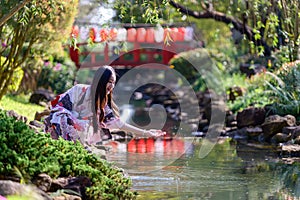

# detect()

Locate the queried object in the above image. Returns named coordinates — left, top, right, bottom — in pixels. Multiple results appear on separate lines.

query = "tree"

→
left=0, top=0, right=79, bottom=100
left=114, top=0, right=299, bottom=60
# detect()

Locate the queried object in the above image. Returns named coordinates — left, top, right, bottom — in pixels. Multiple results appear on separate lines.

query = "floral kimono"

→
left=44, top=84, right=123, bottom=144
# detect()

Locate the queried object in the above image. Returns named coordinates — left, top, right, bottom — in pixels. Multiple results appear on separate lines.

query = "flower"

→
left=53, top=63, right=62, bottom=71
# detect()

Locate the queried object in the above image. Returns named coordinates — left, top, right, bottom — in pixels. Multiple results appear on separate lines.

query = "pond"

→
left=105, top=137, right=300, bottom=200
left=99, top=71, right=300, bottom=200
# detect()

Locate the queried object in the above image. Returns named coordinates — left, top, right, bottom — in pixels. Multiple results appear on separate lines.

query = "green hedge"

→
left=0, top=110, right=136, bottom=199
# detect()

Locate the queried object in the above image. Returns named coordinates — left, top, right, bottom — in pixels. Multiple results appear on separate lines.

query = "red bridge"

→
left=69, top=23, right=200, bottom=69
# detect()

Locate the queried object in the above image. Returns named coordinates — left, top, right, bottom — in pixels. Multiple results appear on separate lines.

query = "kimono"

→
left=44, top=84, right=124, bottom=144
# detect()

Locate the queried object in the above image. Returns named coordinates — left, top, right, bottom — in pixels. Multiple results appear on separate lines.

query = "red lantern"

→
left=136, top=28, right=146, bottom=42
left=89, top=28, right=96, bottom=42
left=71, top=25, right=79, bottom=38
left=170, top=27, right=178, bottom=42
left=177, top=27, right=185, bottom=41
left=99, top=28, right=109, bottom=41
left=127, top=28, right=137, bottom=42
left=109, top=28, right=117, bottom=41
left=145, top=28, right=155, bottom=43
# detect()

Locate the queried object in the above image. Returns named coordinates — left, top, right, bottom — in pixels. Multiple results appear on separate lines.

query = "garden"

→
left=1, top=0, right=300, bottom=199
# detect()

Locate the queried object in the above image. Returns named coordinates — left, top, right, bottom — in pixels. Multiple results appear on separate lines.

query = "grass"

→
left=0, top=94, right=46, bottom=122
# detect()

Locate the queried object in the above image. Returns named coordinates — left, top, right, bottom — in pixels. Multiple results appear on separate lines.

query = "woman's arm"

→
left=105, top=118, right=166, bottom=138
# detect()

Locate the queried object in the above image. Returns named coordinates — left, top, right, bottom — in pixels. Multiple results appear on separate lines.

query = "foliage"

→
left=114, top=0, right=178, bottom=24
left=0, top=0, right=79, bottom=100
left=0, top=94, right=44, bottom=122
left=0, top=56, right=24, bottom=93
left=37, top=56, right=75, bottom=95
left=0, top=110, right=137, bottom=200
left=226, top=61, right=300, bottom=117
left=169, top=48, right=237, bottom=93
left=264, top=62, right=300, bottom=117
left=226, top=72, right=273, bottom=113
left=113, top=0, right=300, bottom=60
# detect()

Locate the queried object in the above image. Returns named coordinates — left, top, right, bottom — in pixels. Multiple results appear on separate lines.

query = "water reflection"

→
left=105, top=138, right=300, bottom=200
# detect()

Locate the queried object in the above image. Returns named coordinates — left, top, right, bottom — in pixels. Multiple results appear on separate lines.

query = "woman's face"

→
left=106, top=73, right=116, bottom=95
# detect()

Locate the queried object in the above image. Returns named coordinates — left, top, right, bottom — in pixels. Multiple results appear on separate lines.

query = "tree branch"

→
left=168, top=0, right=271, bottom=56
left=0, top=0, right=31, bottom=27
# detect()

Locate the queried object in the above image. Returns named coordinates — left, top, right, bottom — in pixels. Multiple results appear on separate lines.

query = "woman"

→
left=44, top=66, right=165, bottom=145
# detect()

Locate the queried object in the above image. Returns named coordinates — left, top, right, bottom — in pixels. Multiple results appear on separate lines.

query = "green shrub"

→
left=37, top=56, right=75, bottom=95
left=265, top=62, right=300, bottom=117
left=169, top=48, right=230, bottom=92
left=0, top=110, right=136, bottom=200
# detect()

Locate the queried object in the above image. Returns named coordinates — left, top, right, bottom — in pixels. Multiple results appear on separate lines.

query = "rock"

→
left=246, top=126, right=263, bottom=138
left=261, top=115, right=289, bottom=140
left=225, top=113, right=236, bottom=127
left=6, top=110, right=27, bottom=123
left=284, top=114, right=296, bottom=126
left=261, top=115, right=296, bottom=140
left=53, top=194, right=81, bottom=200
left=292, top=126, right=300, bottom=138
left=294, top=136, right=300, bottom=144
left=0, top=180, right=51, bottom=200
left=50, top=176, right=91, bottom=199
left=29, top=89, right=54, bottom=105
left=282, top=126, right=297, bottom=135
left=236, top=107, right=265, bottom=128
left=32, top=173, right=52, bottom=192
left=271, top=133, right=292, bottom=144
left=29, top=120, right=45, bottom=129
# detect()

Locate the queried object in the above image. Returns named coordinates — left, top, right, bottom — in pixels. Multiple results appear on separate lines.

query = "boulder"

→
left=261, top=115, right=295, bottom=140
left=236, top=107, right=265, bottom=128
left=0, top=180, right=51, bottom=200
left=29, top=89, right=54, bottom=105
left=50, top=176, right=91, bottom=199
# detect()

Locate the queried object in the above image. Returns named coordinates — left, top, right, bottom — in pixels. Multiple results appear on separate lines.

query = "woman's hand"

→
left=145, top=129, right=166, bottom=137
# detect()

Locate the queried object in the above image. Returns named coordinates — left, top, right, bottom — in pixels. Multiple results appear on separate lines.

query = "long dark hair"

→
left=90, top=66, right=119, bottom=132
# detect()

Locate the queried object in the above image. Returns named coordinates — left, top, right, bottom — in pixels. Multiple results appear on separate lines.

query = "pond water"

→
left=100, top=73, right=300, bottom=200
left=105, top=137, right=300, bottom=200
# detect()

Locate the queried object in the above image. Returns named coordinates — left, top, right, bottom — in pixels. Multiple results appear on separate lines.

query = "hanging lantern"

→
left=89, top=27, right=96, bottom=42
left=109, top=28, right=118, bottom=41
left=99, top=28, right=109, bottom=42
left=154, top=26, right=164, bottom=43
left=79, top=26, right=89, bottom=42
left=170, top=27, right=178, bottom=42
left=71, top=25, right=79, bottom=39
left=184, top=26, right=194, bottom=41
left=127, top=28, right=137, bottom=42
left=116, top=28, right=127, bottom=41
left=136, top=28, right=146, bottom=42
left=145, top=28, right=155, bottom=43
left=177, top=27, right=186, bottom=41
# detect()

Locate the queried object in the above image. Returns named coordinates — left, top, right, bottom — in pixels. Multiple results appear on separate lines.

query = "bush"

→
left=37, top=57, right=75, bottom=95
left=0, top=110, right=136, bottom=200
left=265, top=61, right=300, bottom=118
